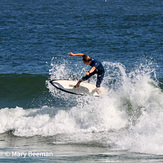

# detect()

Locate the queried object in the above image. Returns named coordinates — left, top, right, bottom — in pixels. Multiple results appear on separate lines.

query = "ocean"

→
left=0, top=0, right=163, bottom=162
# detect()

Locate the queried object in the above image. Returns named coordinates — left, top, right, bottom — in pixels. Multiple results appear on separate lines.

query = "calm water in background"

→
left=0, top=0, right=163, bottom=162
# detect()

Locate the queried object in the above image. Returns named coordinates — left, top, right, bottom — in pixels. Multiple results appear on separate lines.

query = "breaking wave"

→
left=0, top=59, right=163, bottom=155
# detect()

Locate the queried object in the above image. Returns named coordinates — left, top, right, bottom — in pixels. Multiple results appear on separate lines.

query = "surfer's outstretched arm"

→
left=68, top=52, right=84, bottom=57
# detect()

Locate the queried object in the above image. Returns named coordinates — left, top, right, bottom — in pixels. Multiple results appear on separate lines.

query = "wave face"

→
left=0, top=74, right=48, bottom=108
left=0, top=60, right=163, bottom=155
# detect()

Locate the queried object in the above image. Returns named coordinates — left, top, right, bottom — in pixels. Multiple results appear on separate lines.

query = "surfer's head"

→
left=83, top=55, right=92, bottom=65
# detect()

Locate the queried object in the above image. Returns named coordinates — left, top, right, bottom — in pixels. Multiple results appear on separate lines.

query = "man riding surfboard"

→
left=68, top=52, right=105, bottom=94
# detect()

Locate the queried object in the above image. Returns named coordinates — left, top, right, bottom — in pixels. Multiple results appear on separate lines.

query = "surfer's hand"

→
left=85, top=72, right=90, bottom=75
left=76, top=82, right=80, bottom=88
left=76, top=79, right=82, bottom=88
left=68, top=52, right=73, bottom=56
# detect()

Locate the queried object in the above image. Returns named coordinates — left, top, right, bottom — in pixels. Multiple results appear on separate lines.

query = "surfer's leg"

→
left=96, top=73, right=104, bottom=88
left=96, top=73, right=104, bottom=94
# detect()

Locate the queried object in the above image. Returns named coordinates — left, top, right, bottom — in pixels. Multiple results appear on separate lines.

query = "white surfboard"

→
left=49, top=80, right=104, bottom=96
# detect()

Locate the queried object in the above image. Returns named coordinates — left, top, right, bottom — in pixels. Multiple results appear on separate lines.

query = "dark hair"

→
left=83, top=55, right=92, bottom=62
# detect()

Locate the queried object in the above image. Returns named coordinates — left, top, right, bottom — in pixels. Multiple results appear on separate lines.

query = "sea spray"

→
left=47, top=59, right=163, bottom=154
left=110, top=62, right=163, bottom=155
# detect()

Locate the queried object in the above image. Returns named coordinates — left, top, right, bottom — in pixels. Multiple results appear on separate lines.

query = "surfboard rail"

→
left=49, top=79, right=103, bottom=96
left=49, top=80, right=85, bottom=96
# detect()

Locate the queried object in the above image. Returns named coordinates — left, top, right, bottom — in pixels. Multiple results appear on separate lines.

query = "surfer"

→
left=68, top=52, right=105, bottom=94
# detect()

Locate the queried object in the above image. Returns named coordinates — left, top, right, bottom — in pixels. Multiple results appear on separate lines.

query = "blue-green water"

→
left=0, top=0, right=163, bottom=162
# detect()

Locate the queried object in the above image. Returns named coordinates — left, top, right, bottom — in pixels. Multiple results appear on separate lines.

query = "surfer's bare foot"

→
left=96, top=88, right=102, bottom=94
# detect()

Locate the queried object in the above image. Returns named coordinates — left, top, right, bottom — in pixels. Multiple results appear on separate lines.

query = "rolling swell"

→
left=0, top=74, right=49, bottom=108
